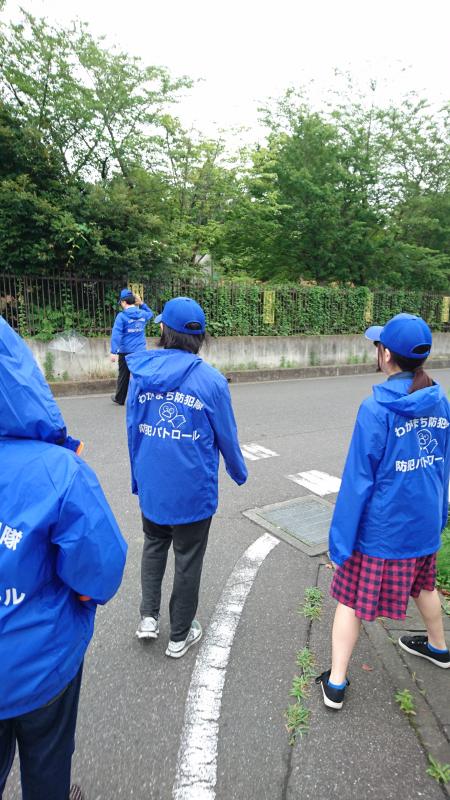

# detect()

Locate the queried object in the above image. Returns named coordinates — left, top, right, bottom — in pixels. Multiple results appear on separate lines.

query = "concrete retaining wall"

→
left=26, top=333, right=450, bottom=382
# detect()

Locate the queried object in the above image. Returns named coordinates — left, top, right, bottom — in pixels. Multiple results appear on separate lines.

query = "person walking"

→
left=0, top=317, right=127, bottom=799
left=126, top=297, right=248, bottom=657
left=111, top=289, right=154, bottom=405
left=317, top=313, right=450, bottom=710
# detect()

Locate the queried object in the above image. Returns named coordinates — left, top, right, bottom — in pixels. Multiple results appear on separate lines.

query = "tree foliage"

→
left=0, top=10, right=450, bottom=290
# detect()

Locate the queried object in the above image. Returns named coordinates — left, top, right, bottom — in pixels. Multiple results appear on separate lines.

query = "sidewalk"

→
left=286, top=560, right=450, bottom=800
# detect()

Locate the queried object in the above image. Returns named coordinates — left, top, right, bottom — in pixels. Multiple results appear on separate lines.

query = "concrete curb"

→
left=48, top=357, right=450, bottom=396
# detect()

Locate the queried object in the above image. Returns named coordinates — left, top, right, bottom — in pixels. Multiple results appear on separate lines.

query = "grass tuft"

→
left=426, top=755, right=450, bottom=784
left=299, top=587, right=324, bottom=620
left=395, top=688, right=416, bottom=716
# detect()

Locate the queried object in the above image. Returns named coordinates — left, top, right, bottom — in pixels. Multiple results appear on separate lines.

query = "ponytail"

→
left=408, top=365, right=434, bottom=394
left=389, top=350, right=433, bottom=394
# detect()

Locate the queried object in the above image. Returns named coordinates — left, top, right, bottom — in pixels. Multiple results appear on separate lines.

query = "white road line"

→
left=287, top=469, right=341, bottom=496
left=241, top=443, right=279, bottom=461
left=172, top=533, right=279, bottom=800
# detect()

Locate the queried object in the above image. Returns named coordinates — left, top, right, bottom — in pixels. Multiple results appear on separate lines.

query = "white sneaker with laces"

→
left=165, top=619, right=202, bottom=658
left=136, top=616, right=159, bottom=639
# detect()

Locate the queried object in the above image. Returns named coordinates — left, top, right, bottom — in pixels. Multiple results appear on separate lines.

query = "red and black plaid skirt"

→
left=330, top=550, right=437, bottom=621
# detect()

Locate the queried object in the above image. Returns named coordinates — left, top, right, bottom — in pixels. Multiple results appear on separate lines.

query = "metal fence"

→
left=1, top=273, right=448, bottom=338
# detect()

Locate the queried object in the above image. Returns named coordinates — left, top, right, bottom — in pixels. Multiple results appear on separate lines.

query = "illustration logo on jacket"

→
left=157, top=402, right=186, bottom=429
left=417, top=429, right=438, bottom=455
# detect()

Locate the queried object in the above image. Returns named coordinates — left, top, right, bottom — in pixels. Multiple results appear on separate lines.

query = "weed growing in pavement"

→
left=43, top=351, right=55, bottom=382
left=395, top=688, right=416, bottom=716
left=299, top=587, right=324, bottom=621
left=285, top=703, right=310, bottom=744
left=296, top=646, right=316, bottom=677
left=290, top=674, right=310, bottom=701
left=426, top=756, right=450, bottom=784
left=285, top=647, right=316, bottom=746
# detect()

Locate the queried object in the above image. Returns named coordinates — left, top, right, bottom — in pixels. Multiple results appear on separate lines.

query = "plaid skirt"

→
left=330, top=550, right=437, bottom=621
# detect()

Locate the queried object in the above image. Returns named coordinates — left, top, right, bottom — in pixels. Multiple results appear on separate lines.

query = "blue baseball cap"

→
left=119, top=288, right=135, bottom=302
left=154, top=297, right=206, bottom=335
left=365, top=313, right=432, bottom=360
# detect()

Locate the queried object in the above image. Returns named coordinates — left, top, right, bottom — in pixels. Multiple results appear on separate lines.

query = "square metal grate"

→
left=243, top=495, right=334, bottom=556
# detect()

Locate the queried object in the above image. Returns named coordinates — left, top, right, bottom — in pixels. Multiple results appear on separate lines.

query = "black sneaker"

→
left=111, top=396, right=124, bottom=406
left=315, top=669, right=350, bottom=710
left=398, top=635, right=450, bottom=668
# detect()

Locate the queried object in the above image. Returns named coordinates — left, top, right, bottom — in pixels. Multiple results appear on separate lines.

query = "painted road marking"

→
left=287, top=469, right=341, bottom=496
left=172, top=533, right=279, bottom=800
left=241, top=443, right=279, bottom=461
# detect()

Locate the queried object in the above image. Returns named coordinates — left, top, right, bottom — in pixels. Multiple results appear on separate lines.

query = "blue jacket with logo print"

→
left=329, top=375, right=450, bottom=566
left=126, top=348, right=248, bottom=524
left=0, top=317, right=127, bottom=719
left=110, top=303, right=153, bottom=354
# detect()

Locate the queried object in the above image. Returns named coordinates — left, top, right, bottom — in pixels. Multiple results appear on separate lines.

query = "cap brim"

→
left=364, top=325, right=383, bottom=342
left=154, top=313, right=162, bottom=324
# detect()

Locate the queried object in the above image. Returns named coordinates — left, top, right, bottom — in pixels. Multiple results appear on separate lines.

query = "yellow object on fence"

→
left=130, top=283, right=144, bottom=302
left=364, top=293, right=374, bottom=324
left=441, top=296, right=450, bottom=323
left=263, top=290, right=275, bottom=325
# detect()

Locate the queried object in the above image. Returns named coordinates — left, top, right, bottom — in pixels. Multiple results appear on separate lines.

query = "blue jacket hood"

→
left=126, top=349, right=203, bottom=393
left=373, top=379, right=445, bottom=419
left=123, top=306, right=149, bottom=321
left=0, top=316, right=67, bottom=443
left=110, top=303, right=153, bottom=354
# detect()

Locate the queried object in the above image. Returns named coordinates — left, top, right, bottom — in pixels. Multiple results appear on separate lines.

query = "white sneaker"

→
left=136, top=616, right=159, bottom=639
left=165, top=620, right=202, bottom=658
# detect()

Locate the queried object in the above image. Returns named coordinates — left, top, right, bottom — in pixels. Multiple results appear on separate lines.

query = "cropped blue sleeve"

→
left=208, top=379, right=248, bottom=486
left=110, top=313, right=125, bottom=354
left=329, top=402, right=387, bottom=566
left=51, top=461, right=127, bottom=603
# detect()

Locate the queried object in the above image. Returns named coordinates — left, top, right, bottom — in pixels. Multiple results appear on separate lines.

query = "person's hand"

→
left=134, top=294, right=142, bottom=305
left=111, top=354, right=117, bottom=363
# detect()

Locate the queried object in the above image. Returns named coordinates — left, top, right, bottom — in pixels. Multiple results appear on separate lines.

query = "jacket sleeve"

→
left=126, top=376, right=139, bottom=495
left=139, top=303, right=154, bottom=322
left=329, top=402, right=387, bottom=566
left=51, top=461, right=127, bottom=603
left=110, top=313, right=124, bottom=354
left=208, top=379, right=248, bottom=485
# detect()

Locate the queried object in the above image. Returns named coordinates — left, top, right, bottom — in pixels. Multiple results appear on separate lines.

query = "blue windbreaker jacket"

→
left=110, top=304, right=153, bottom=354
left=126, top=349, right=248, bottom=524
left=329, top=375, right=450, bottom=566
left=0, top=317, right=127, bottom=719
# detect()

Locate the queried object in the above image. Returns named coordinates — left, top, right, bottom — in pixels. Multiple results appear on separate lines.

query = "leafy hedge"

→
left=2, top=274, right=449, bottom=338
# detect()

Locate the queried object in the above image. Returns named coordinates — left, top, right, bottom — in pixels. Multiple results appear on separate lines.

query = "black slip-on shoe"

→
left=398, top=635, right=450, bottom=668
left=315, top=669, right=350, bottom=710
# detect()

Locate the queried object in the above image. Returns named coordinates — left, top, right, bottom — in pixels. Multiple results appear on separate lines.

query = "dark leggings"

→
left=140, top=515, right=212, bottom=640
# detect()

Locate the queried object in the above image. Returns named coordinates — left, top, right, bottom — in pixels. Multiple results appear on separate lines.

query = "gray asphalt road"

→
left=5, top=369, right=450, bottom=800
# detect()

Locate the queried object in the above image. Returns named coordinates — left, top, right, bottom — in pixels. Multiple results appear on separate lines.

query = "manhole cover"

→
left=243, top=495, right=334, bottom=556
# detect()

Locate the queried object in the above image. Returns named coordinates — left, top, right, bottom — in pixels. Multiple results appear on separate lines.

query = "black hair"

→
left=122, top=293, right=135, bottom=305
left=158, top=323, right=205, bottom=355
left=376, top=343, right=433, bottom=393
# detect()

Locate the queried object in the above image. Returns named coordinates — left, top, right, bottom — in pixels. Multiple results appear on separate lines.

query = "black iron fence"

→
left=1, top=273, right=449, bottom=339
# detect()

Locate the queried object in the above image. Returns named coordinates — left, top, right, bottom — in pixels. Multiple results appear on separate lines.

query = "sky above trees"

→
left=3, top=0, right=450, bottom=146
